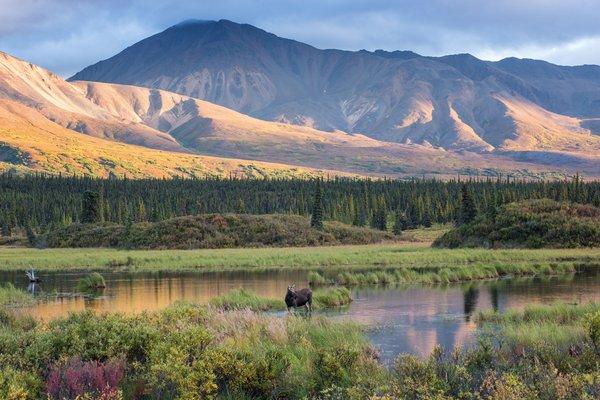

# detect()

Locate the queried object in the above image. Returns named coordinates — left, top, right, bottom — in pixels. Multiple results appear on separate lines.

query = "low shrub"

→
left=45, top=214, right=394, bottom=249
left=435, top=199, right=600, bottom=248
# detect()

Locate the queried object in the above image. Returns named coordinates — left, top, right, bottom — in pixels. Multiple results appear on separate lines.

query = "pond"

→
left=2, top=268, right=600, bottom=363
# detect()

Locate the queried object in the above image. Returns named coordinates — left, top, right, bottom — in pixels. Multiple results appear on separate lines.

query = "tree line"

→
left=0, top=174, right=596, bottom=236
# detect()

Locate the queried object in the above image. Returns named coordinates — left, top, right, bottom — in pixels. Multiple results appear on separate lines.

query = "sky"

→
left=2, top=0, right=600, bottom=77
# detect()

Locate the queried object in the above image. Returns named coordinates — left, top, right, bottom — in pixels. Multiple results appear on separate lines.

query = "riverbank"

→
left=1, top=244, right=598, bottom=275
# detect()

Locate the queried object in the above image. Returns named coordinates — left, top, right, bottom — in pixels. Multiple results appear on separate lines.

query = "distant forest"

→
left=0, top=174, right=597, bottom=234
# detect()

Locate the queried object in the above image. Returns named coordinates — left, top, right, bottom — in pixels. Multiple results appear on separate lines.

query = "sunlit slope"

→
left=0, top=99, right=341, bottom=178
left=0, top=51, right=184, bottom=151
left=73, top=81, right=586, bottom=178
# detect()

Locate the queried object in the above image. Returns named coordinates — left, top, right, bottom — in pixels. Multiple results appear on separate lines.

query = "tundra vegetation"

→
left=435, top=199, right=600, bottom=248
left=0, top=301, right=599, bottom=399
left=43, top=214, right=393, bottom=249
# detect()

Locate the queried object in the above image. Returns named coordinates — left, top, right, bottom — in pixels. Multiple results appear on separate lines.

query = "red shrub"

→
left=46, top=357, right=124, bottom=400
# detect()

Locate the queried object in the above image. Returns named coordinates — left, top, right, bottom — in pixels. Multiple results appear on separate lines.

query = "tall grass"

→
left=75, top=272, right=106, bottom=292
left=0, top=283, right=34, bottom=307
left=209, top=288, right=284, bottom=311
left=476, top=302, right=600, bottom=368
left=309, top=261, right=578, bottom=287
left=0, top=245, right=597, bottom=273
left=209, top=287, right=353, bottom=311
left=313, top=287, right=353, bottom=308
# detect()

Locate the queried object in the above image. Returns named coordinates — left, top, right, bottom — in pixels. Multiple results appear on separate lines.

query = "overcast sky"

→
left=2, top=0, right=600, bottom=77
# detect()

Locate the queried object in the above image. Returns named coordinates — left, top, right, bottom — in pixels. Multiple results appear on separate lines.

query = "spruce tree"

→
left=311, top=179, right=324, bottom=230
left=393, top=211, right=407, bottom=235
left=458, top=184, right=477, bottom=225
left=81, top=190, right=102, bottom=223
left=421, top=209, right=432, bottom=228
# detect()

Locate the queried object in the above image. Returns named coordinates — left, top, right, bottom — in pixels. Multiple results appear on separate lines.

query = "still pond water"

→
left=2, top=269, right=600, bottom=363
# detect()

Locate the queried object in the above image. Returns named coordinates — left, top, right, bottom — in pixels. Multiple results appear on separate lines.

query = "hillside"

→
left=434, top=199, right=600, bottom=248
left=70, top=19, right=600, bottom=162
left=0, top=98, right=345, bottom=179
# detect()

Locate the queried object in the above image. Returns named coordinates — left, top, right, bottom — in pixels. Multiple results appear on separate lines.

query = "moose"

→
left=285, top=284, right=312, bottom=313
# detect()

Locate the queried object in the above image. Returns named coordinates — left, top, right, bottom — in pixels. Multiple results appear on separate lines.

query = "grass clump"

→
left=435, top=199, right=600, bottom=249
left=477, top=302, right=600, bottom=368
left=209, top=288, right=284, bottom=311
left=75, top=272, right=106, bottom=291
left=0, top=283, right=33, bottom=307
left=313, top=287, right=353, bottom=308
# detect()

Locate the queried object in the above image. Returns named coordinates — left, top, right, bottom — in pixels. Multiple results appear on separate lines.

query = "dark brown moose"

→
left=285, top=284, right=312, bottom=313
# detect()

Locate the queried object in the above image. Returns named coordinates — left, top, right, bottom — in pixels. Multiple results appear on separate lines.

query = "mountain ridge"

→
left=69, top=19, right=600, bottom=158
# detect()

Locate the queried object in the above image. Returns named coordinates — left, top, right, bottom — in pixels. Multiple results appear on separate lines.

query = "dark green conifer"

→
left=311, top=179, right=324, bottom=230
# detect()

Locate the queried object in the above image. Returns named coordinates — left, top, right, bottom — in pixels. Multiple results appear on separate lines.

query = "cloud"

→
left=2, top=0, right=600, bottom=76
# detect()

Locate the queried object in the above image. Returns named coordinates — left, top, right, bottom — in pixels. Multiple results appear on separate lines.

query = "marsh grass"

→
left=75, top=272, right=106, bottom=292
left=0, top=245, right=597, bottom=274
left=0, top=283, right=33, bottom=307
left=476, top=302, right=600, bottom=367
left=209, top=288, right=284, bottom=311
left=312, top=287, right=353, bottom=308
left=209, top=287, right=353, bottom=311
left=309, top=260, right=579, bottom=287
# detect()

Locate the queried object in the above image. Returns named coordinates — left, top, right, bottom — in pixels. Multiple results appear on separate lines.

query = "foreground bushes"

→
left=46, top=214, right=394, bottom=249
left=435, top=199, right=600, bottom=248
left=0, top=303, right=380, bottom=399
left=1, top=301, right=598, bottom=399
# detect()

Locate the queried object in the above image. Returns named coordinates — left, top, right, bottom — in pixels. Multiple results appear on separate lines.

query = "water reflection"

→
left=1, top=269, right=599, bottom=362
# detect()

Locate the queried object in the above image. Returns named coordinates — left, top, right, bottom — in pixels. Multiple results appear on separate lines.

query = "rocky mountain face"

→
left=70, top=19, right=600, bottom=157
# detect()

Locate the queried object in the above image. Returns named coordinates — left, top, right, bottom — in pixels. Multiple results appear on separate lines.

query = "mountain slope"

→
left=72, top=80, right=597, bottom=178
left=0, top=51, right=184, bottom=152
left=0, top=98, right=349, bottom=179
left=70, top=19, right=600, bottom=156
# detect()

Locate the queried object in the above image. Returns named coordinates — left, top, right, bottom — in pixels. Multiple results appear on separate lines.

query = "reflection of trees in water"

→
left=463, top=285, right=479, bottom=322
left=490, top=286, right=499, bottom=311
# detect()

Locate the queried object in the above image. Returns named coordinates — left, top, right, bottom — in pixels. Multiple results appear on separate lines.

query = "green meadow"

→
left=1, top=244, right=598, bottom=277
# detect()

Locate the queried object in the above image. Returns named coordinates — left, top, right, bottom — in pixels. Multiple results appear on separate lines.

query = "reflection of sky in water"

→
left=2, top=269, right=599, bottom=362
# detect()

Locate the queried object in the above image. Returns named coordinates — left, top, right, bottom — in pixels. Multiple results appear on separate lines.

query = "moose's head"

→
left=287, top=283, right=296, bottom=294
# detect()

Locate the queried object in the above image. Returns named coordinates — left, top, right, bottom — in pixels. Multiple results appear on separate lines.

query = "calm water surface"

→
left=2, top=269, right=599, bottom=363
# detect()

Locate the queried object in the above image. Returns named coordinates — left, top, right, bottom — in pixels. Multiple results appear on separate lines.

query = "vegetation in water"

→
left=209, top=287, right=352, bottom=311
left=0, top=283, right=33, bottom=307
left=308, top=260, right=580, bottom=287
left=435, top=199, right=600, bottom=249
left=75, top=272, right=106, bottom=291
left=0, top=301, right=599, bottom=399
left=476, top=302, right=600, bottom=370
left=44, top=214, right=394, bottom=249
left=209, top=289, right=284, bottom=311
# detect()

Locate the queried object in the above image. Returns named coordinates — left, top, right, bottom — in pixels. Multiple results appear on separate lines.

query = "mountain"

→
left=0, top=51, right=354, bottom=179
left=0, top=51, right=597, bottom=179
left=70, top=19, right=600, bottom=160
